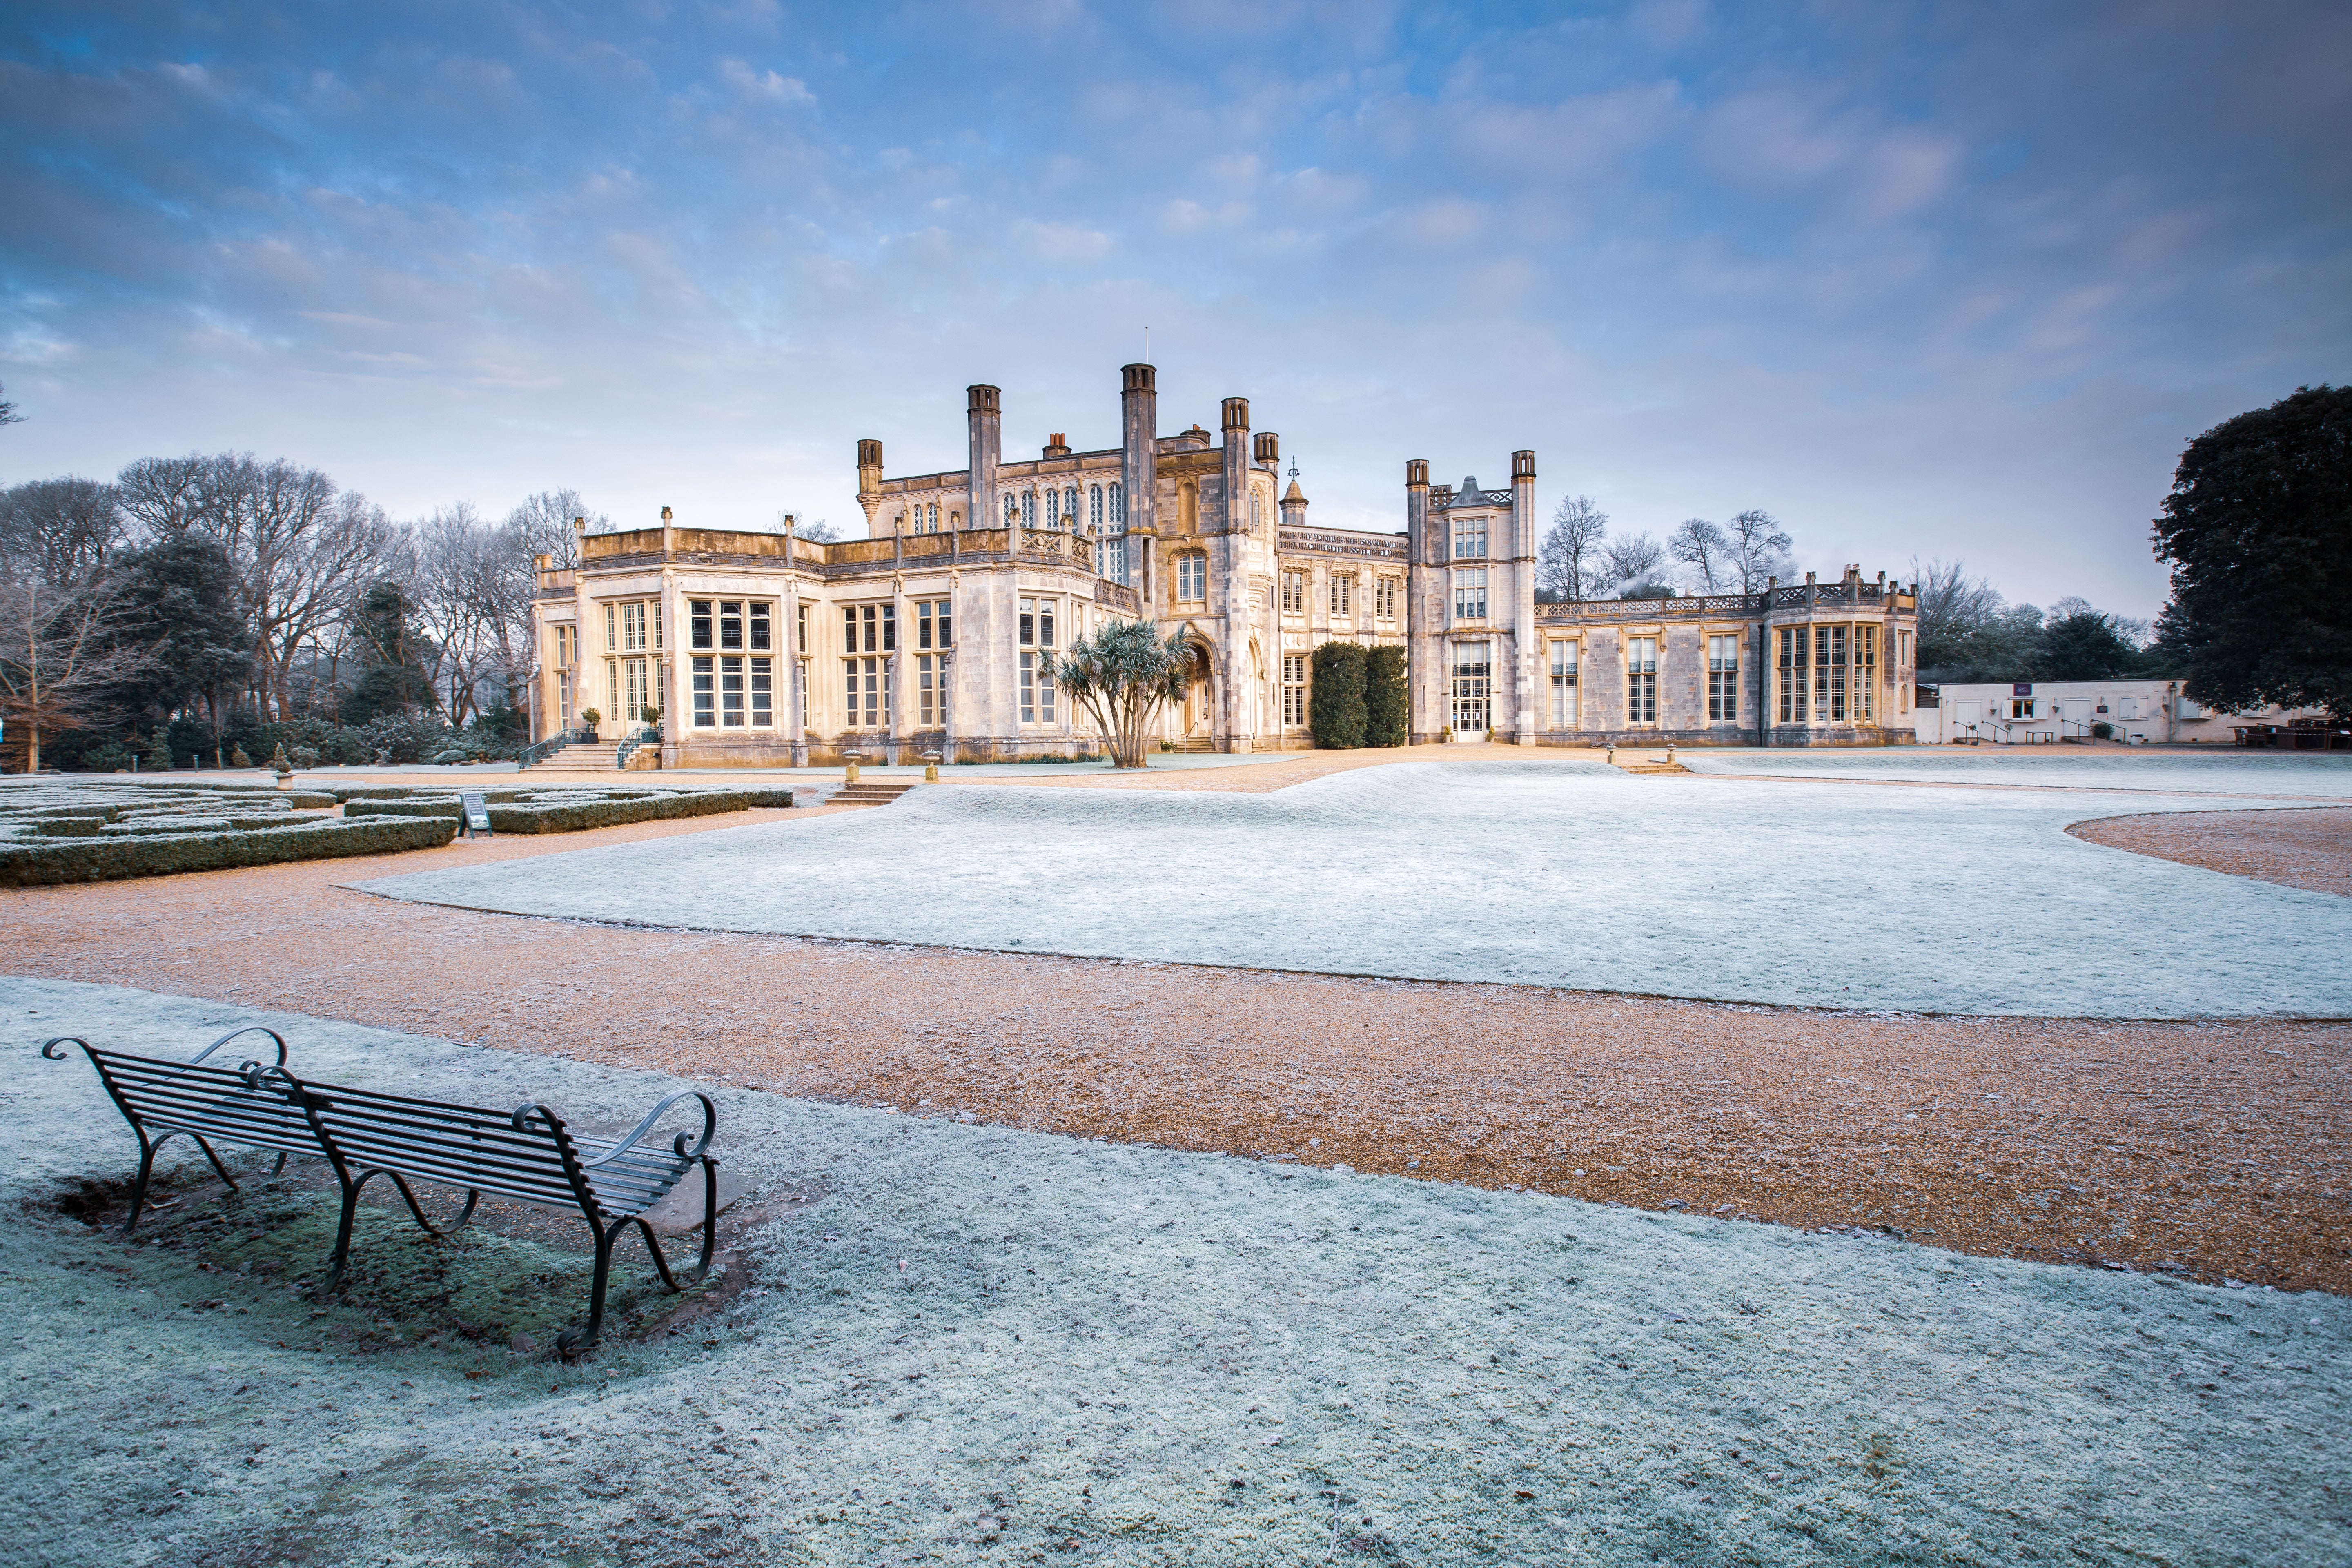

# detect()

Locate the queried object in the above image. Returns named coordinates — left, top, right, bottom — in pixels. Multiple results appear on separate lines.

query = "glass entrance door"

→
left=621, top=658, right=651, bottom=727
left=1451, top=641, right=1491, bottom=737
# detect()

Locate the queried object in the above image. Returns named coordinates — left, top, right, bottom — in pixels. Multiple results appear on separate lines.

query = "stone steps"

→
left=540, top=744, right=621, bottom=770
left=831, top=780, right=920, bottom=806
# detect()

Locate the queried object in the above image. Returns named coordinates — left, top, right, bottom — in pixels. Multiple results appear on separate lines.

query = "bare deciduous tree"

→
left=0, top=485, right=144, bottom=771
left=507, top=489, right=610, bottom=570
left=1599, top=531, right=1665, bottom=593
left=1668, top=517, right=1729, bottom=592
left=117, top=453, right=396, bottom=719
left=1538, top=495, right=1608, bottom=601
left=1725, top=509, right=1795, bottom=592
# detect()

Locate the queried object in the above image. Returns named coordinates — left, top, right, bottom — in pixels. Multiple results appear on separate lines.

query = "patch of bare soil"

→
left=2069, top=805, right=2352, bottom=898
left=5, top=801, right=2348, bottom=1295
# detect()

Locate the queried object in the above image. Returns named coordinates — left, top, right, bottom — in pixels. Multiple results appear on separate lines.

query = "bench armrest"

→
left=190, top=1026, right=289, bottom=1069
left=512, top=1090, right=717, bottom=1166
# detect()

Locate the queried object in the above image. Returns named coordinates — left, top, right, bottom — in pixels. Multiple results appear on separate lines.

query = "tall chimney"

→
left=967, top=386, right=1001, bottom=537
left=1219, top=397, right=1250, bottom=534
left=856, top=438, right=884, bottom=531
left=1119, top=364, right=1157, bottom=587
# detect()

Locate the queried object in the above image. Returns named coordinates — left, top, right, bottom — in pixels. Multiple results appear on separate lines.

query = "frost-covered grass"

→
left=7, top=978, right=2348, bottom=1566
left=364, top=761, right=2352, bottom=1017
left=1680, top=748, right=2352, bottom=797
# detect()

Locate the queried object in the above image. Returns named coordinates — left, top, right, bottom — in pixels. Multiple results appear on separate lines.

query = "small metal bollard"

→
left=921, top=749, right=942, bottom=783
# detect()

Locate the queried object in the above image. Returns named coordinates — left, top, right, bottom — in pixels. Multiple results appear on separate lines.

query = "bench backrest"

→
left=44, top=1030, right=321, bottom=1157
left=279, top=1076, right=597, bottom=1214
left=267, top=1074, right=709, bottom=1224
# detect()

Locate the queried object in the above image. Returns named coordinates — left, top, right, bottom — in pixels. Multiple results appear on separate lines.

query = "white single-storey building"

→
left=1912, top=679, right=2318, bottom=744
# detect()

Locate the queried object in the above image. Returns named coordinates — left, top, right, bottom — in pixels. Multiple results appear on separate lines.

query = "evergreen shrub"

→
left=1364, top=646, right=1409, bottom=747
left=1309, top=642, right=1369, bottom=749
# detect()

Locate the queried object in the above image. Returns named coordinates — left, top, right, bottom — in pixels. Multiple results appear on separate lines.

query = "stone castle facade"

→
left=531, top=364, right=1919, bottom=766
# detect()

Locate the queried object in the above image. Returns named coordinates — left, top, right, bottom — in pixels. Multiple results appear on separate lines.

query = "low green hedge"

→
left=486, top=787, right=792, bottom=833
left=342, top=798, right=464, bottom=820
left=97, top=814, right=325, bottom=836
left=0, top=814, right=458, bottom=887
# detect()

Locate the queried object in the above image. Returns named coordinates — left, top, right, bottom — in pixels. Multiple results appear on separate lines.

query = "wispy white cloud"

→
left=0, top=1, right=2343, bottom=618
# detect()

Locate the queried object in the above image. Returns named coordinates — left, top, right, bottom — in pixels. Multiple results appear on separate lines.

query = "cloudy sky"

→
left=3, top=1, right=2346, bottom=618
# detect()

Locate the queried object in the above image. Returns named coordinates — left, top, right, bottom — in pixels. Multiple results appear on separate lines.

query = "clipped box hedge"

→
left=0, top=814, right=458, bottom=888
left=486, top=786, right=793, bottom=834
left=342, top=798, right=464, bottom=821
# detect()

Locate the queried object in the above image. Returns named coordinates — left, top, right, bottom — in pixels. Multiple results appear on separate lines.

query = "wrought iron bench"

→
left=46, top=1034, right=721, bottom=1353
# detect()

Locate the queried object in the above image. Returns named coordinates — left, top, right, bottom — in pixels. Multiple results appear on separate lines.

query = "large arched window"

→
left=1108, top=481, right=1124, bottom=528
left=1064, top=487, right=1078, bottom=529
left=1004, top=494, right=1019, bottom=525
left=1089, top=485, right=1103, bottom=533
left=1022, top=489, right=1036, bottom=527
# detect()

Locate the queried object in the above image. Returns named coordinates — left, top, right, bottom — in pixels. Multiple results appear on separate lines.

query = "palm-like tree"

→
left=1056, top=619, right=1193, bottom=768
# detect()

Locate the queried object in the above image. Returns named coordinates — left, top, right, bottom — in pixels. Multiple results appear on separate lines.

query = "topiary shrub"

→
left=1309, top=642, right=1368, bottom=749
left=1364, top=645, right=1409, bottom=747
left=229, top=746, right=254, bottom=769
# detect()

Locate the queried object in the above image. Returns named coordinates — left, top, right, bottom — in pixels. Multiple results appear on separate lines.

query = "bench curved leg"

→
left=557, top=1223, right=622, bottom=1357
left=321, top=1168, right=377, bottom=1293
left=191, top=1135, right=242, bottom=1192
left=123, top=1132, right=169, bottom=1237
left=385, top=1174, right=479, bottom=1238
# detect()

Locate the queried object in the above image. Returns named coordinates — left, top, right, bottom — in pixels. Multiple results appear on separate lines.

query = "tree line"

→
left=0, top=444, right=600, bottom=771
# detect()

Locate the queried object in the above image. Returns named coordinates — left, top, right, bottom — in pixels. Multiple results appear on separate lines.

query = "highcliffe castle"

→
left=531, top=364, right=1920, bottom=766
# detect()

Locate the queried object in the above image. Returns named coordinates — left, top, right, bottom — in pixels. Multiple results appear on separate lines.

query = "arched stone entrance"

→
left=1181, top=642, right=1214, bottom=739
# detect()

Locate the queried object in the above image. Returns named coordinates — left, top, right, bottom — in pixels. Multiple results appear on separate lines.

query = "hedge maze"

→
left=0, top=780, right=793, bottom=886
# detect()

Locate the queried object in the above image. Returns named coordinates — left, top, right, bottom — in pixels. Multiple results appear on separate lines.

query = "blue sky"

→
left=3, top=1, right=2346, bottom=618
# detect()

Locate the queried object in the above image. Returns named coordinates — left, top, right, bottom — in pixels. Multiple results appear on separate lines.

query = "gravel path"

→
left=2071, top=806, right=2352, bottom=898
left=8, top=978, right=2348, bottom=1568
left=3, top=802, right=2345, bottom=1293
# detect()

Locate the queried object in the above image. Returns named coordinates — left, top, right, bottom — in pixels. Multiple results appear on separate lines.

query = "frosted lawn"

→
left=8, top=978, right=2348, bottom=1566
left=364, top=761, right=2352, bottom=1017
left=1679, top=748, right=2352, bottom=797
